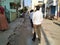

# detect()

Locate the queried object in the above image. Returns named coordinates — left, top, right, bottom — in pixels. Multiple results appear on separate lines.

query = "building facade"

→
left=46, top=0, right=57, bottom=18
left=43, top=0, right=48, bottom=17
left=32, top=0, right=43, bottom=9
left=0, top=0, right=21, bottom=22
left=58, top=0, right=60, bottom=17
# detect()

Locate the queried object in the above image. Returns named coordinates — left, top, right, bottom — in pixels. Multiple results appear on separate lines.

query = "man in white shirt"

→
left=32, top=6, right=43, bottom=43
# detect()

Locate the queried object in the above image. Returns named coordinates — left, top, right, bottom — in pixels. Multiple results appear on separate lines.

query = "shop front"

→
left=47, top=0, right=57, bottom=19
left=0, top=0, right=20, bottom=22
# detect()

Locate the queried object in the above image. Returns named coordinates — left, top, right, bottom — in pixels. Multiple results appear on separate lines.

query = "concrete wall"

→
left=47, top=0, right=57, bottom=17
left=47, top=0, right=57, bottom=7
left=58, top=0, right=60, bottom=6
left=1, top=0, right=14, bottom=10
left=32, top=0, right=43, bottom=9
left=1, top=0, right=20, bottom=22
left=1, top=0, right=20, bottom=10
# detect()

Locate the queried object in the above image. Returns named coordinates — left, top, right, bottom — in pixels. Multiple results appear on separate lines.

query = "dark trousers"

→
left=30, top=19, right=33, bottom=28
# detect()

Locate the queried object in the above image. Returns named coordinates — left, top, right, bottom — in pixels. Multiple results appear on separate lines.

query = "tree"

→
left=23, top=7, right=28, bottom=12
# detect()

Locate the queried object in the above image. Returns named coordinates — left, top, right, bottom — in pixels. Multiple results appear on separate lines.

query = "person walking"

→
left=29, top=10, right=34, bottom=28
left=32, top=5, right=43, bottom=43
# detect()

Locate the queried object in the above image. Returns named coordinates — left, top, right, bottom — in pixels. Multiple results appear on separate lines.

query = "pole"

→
left=23, top=0, right=24, bottom=7
left=44, top=4, right=46, bottom=18
left=57, top=0, right=59, bottom=20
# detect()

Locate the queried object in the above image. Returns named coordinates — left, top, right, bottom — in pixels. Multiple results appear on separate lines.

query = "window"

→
left=10, top=2, right=16, bottom=9
left=38, top=1, right=43, bottom=3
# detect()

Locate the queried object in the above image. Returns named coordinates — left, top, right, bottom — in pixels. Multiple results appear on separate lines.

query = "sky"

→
left=24, top=0, right=32, bottom=7
left=24, top=0, right=44, bottom=7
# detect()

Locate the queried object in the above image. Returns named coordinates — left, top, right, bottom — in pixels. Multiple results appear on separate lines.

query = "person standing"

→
left=0, top=6, right=9, bottom=31
left=32, top=6, right=43, bottom=43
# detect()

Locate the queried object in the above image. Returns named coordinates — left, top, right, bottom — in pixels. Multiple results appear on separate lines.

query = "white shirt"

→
left=29, top=12, right=34, bottom=19
left=32, top=8, right=43, bottom=25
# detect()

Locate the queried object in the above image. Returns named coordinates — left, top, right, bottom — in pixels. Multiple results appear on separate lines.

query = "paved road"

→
left=42, top=19, right=60, bottom=45
left=8, top=15, right=60, bottom=45
left=0, top=18, right=24, bottom=45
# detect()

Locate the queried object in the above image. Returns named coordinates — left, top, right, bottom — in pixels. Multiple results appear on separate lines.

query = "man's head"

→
left=35, top=5, right=40, bottom=11
left=30, top=10, right=34, bottom=12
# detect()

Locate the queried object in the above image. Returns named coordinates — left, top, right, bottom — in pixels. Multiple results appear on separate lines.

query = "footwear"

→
left=38, top=38, right=41, bottom=43
left=38, top=38, right=40, bottom=41
left=38, top=43, right=41, bottom=45
left=32, top=32, right=36, bottom=42
left=32, top=38, right=35, bottom=42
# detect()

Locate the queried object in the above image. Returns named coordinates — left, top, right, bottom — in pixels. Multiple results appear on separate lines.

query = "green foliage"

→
left=23, top=7, right=28, bottom=12
left=19, top=7, right=28, bottom=13
left=19, top=9, right=23, bottom=13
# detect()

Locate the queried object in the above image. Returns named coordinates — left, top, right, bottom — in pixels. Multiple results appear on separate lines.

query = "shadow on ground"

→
left=41, top=27, right=50, bottom=45
left=53, top=22, right=60, bottom=26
